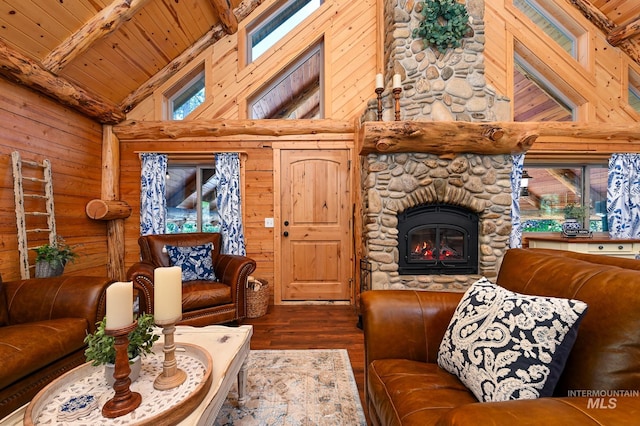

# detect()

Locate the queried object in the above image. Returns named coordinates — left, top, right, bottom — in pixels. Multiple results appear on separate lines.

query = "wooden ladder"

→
left=11, top=151, right=57, bottom=279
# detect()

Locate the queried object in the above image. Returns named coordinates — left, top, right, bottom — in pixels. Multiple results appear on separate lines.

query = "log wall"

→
left=0, top=78, right=108, bottom=281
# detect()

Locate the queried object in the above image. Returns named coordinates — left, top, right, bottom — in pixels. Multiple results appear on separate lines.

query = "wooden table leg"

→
left=237, top=358, right=249, bottom=406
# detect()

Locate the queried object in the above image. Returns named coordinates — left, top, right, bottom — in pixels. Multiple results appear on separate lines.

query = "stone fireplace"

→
left=360, top=0, right=517, bottom=292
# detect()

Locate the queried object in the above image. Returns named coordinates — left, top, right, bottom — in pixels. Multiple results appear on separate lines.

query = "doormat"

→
left=214, top=349, right=366, bottom=425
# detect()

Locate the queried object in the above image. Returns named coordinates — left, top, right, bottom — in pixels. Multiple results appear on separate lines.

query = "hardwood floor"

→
left=243, top=304, right=366, bottom=416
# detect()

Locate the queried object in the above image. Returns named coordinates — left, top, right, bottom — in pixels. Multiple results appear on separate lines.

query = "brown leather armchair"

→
left=126, top=233, right=256, bottom=327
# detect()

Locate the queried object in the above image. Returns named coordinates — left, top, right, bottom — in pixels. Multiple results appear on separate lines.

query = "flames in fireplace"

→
left=398, top=204, right=478, bottom=275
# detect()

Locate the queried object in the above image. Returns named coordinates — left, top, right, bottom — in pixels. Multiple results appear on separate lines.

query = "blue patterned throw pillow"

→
left=437, top=277, right=587, bottom=402
left=165, top=243, right=216, bottom=282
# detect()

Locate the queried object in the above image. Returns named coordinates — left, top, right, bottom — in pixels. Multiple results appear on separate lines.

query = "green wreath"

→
left=413, top=0, right=469, bottom=52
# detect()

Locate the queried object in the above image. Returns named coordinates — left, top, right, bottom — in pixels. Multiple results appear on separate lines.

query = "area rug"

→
left=214, top=349, right=366, bottom=425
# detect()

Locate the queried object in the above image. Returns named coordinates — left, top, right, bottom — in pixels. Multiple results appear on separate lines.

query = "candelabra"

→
left=154, top=316, right=187, bottom=390
left=375, top=87, right=384, bottom=121
left=102, top=322, right=142, bottom=418
left=393, top=87, right=402, bottom=121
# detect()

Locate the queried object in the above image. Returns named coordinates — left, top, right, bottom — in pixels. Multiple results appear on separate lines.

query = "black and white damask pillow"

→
left=437, top=277, right=587, bottom=402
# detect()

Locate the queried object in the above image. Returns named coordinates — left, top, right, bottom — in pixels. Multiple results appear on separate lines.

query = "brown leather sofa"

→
left=0, top=275, right=112, bottom=418
left=127, top=233, right=256, bottom=327
left=362, top=248, right=640, bottom=425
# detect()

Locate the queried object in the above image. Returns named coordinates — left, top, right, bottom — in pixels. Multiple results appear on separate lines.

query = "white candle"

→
left=154, top=266, right=182, bottom=322
left=105, top=281, right=133, bottom=329
left=393, top=74, right=402, bottom=89
left=375, top=73, right=384, bottom=89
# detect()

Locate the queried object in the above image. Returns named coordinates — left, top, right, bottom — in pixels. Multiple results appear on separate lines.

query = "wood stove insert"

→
left=398, top=204, right=479, bottom=275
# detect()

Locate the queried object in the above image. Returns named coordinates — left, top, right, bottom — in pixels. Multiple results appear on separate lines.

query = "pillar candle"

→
left=105, top=281, right=133, bottom=329
left=154, top=266, right=182, bottom=322
left=375, top=73, right=384, bottom=89
left=393, top=74, right=402, bottom=89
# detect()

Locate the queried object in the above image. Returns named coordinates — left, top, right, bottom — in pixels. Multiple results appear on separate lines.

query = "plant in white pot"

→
left=32, top=236, right=78, bottom=278
left=84, top=313, right=159, bottom=385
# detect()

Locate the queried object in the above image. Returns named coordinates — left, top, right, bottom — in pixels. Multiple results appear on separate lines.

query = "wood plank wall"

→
left=119, top=137, right=277, bottom=289
left=0, top=79, right=108, bottom=281
left=123, top=0, right=379, bottom=299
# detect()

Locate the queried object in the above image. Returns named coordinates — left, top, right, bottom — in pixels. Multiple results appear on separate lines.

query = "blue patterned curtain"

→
left=607, top=153, right=640, bottom=238
left=509, top=154, right=525, bottom=248
left=215, top=153, right=247, bottom=255
left=140, top=153, right=167, bottom=236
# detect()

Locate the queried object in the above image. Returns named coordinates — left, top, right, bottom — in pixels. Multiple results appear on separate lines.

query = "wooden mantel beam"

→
left=113, top=118, right=354, bottom=140
left=42, top=0, right=152, bottom=74
left=0, top=39, right=125, bottom=124
left=210, top=0, right=239, bottom=34
left=358, top=121, right=640, bottom=156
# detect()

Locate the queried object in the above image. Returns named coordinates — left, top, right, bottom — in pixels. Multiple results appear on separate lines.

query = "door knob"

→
left=284, top=221, right=289, bottom=226
left=283, top=231, right=289, bottom=237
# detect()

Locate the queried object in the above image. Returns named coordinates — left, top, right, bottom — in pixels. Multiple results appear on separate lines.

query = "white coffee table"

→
left=0, top=324, right=252, bottom=426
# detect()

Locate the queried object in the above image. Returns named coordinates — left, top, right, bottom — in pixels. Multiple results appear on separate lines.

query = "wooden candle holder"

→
left=154, top=316, right=187, bottom=390
left=393, top=87, right=402, bottom=121
left=375, top=87, right=384, bottom=121
left=102, top=321, right=142, bottom=418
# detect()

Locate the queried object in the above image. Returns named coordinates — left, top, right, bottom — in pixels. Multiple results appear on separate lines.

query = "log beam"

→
left=235, top=0, right=267, bottom=22
left=608, top=17, right=640, bottom=47
left=100, top=125, right=127, bottom=280
left=0, top=39, right=125, bottom=124
left=358, top=121, right=640, bottom=156
left=113, top=118, right=354, bottom=140
left=210, top=0, right=239, bottom=34
left=568, top=0, right=640, bottom=65
left=42, top=0, right=152, bottom=74
left=86, top=199, right=132, bottom=220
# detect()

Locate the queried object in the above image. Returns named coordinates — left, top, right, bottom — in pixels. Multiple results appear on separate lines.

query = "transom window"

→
left=248, top=41, right=323, bottom=119
left=512, top=0, right=586, bottom=64
left=629, top=67, right=640, bottom=113
left=247, top=0, right=322, bottom=63
left=165, top=65, right=206, bottom=120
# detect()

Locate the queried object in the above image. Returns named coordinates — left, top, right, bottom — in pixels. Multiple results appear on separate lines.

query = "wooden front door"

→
left=280, top=149, right=351, bottom=301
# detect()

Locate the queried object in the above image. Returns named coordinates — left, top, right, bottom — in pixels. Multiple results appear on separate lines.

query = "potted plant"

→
left=562, top=203, right=588, bottom=234
left=84, top=313, right=159, bottom=384
left=32, top=236, right=78, bottom=278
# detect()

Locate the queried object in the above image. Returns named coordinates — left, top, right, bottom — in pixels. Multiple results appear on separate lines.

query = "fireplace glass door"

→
left=398, top=204, right=478, bottom=275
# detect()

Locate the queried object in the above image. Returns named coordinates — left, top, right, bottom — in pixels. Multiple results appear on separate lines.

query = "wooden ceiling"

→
left=0, top=0, right=638, bottom=124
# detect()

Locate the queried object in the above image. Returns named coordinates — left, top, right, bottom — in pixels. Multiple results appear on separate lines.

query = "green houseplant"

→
left=32, top=236, right=78, bottom=277
left=84, top=313, right=159, bottom=384
left=84, top=313, right=159, bottom=366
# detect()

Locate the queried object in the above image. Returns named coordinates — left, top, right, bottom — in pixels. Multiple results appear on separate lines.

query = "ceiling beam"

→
left=608, top=17, right=640, bottom=47
left=235, top=0, right=267, bottom=22
left=119, top=24, right=228, bottom=113
left=210, top=0, right=239, bottom=34
left=0, top=39, right=125, bottom=124
left=568, top=0, right=640, bottom=65
left=42, top=0, right=152, bottom=74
